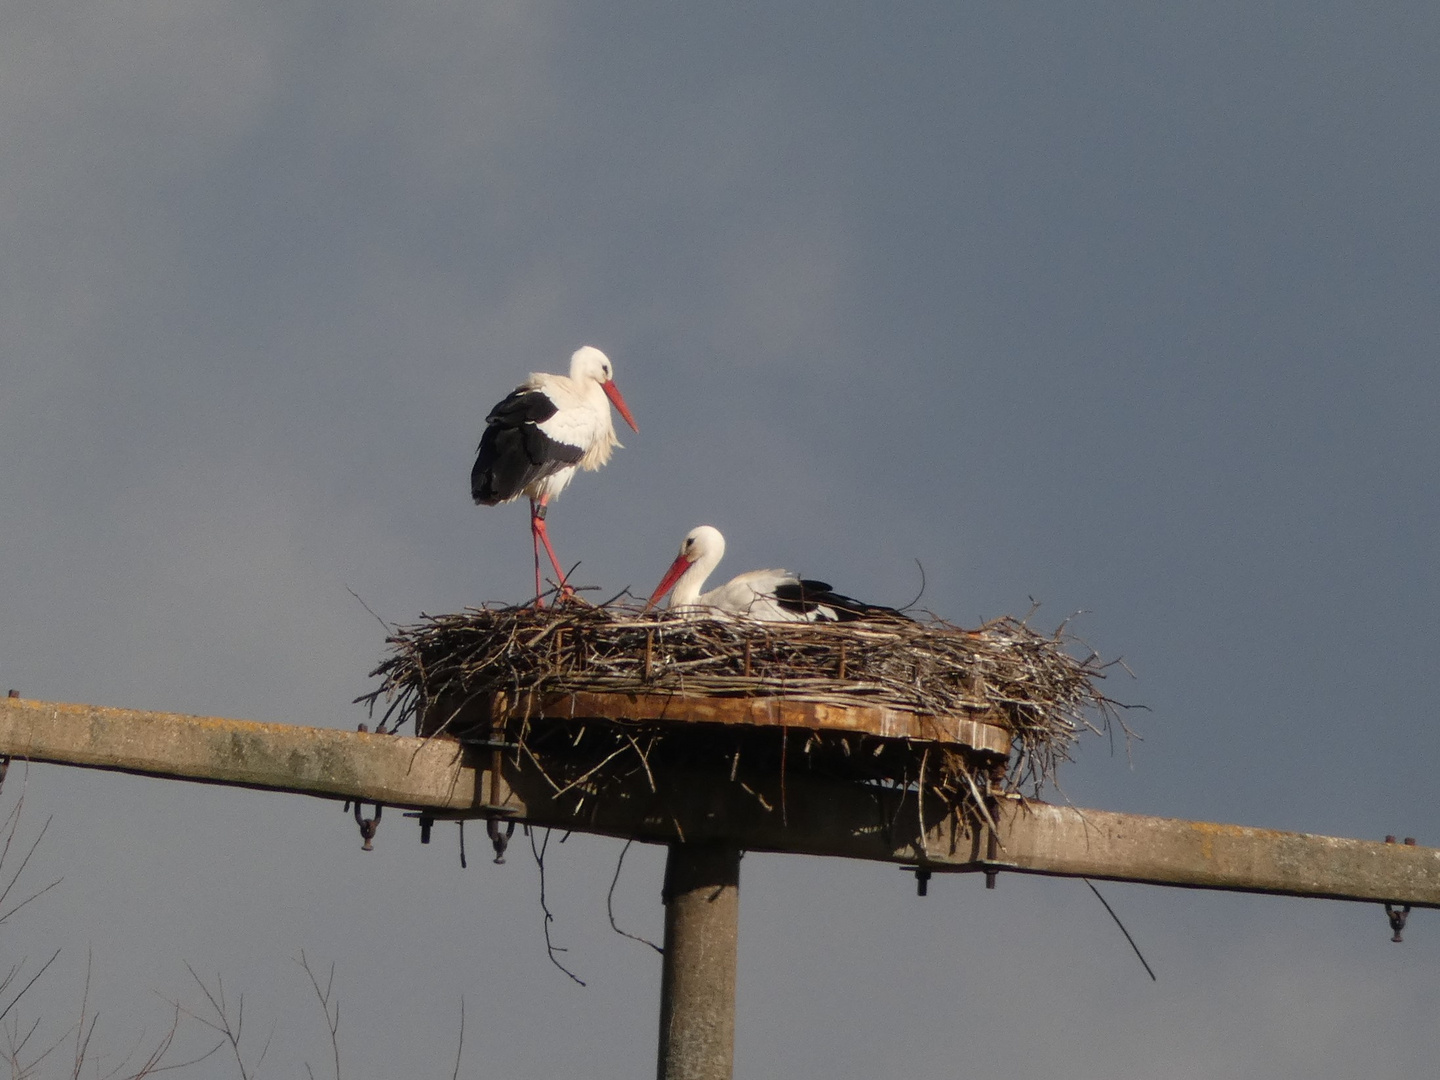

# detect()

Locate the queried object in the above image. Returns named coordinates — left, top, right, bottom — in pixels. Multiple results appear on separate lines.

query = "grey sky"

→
left=2, top=3, right=1438, bottom=1077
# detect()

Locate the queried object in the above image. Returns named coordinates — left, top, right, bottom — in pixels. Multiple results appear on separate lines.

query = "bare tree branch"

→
left=179, top=966, right=273, bottom=1080
left=296, top=952, right=341, bottom=1080
left=450, top=998, right=465, bottom=1080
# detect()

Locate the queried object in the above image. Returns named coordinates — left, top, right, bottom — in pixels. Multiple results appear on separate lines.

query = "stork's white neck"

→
left=668, top=527, right=726, bottom=608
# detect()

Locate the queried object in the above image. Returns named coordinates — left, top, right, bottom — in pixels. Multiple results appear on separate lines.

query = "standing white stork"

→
left=471, top=346, right=639, bottom=602
left=644, top=525, right=900, bottom=622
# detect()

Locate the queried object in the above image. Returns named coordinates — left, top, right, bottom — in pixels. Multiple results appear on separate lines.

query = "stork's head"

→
left=570, top=346, right=639, bottom=433
left=645, top=525, right=726, bottom=610
left=676, top=525, right=725, bottom=567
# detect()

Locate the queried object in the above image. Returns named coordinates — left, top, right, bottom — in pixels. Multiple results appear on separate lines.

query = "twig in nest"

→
left=606, top=840, right=663, bottom=955
left=956, top=763, right=1001, bottom=844
left=887, top=767, right=911, bottom=843
left=623, top=733, right=657, bottom=794
left=345, top=585, right=393, bottom=633
left=779, top=726, right=788, bottom=828
left=529, top=829, right=586, bottom=986
left=737, top=782, right=772, bottom=812
left=916, top=746, right=929, bottom=859
left=549, top=745, right=629, bottom=800
left=899, top=558, right=927, bottom=612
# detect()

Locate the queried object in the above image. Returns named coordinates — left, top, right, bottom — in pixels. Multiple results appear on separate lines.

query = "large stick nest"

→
left=361, top=602, right=1131, bottom=823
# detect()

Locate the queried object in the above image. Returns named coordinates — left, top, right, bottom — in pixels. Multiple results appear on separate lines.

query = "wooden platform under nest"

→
left=360, top=604, right=1125, bottom=827
left=470, top=688, right=1013, bottom=755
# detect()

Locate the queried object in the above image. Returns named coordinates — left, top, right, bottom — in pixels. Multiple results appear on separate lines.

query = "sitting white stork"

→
left=471, top=346, right=638, bottom=602
left=644, top=525, right=900, bottom=622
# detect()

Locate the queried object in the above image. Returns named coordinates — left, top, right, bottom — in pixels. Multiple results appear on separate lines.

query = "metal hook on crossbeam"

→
left=1382, top=836, right=1417, bottom=942
left=353, top=801, right=382, bottom=851
left=487, top=816, right=516, bottom=864
left=1385, top=902, right=1411, bottom=943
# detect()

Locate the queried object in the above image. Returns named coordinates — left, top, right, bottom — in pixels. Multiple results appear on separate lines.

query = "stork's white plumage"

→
left=644, top=525, right=899, bottom=622
left=471, top=346, right=638, bottom=601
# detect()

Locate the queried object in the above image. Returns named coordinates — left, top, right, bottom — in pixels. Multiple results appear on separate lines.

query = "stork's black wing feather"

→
left=770, top=580, right=907, bottom=622
left=485, top=388, right=559, bottom=427
left=470, top=388, right=585, bottom=505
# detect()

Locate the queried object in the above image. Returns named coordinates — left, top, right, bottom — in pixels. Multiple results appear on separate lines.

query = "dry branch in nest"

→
left=359, top=602, right=1131, bottom=829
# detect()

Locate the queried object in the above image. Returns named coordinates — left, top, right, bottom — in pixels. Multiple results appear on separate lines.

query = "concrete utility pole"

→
left=657, top=844, right=741, bottom=1080
left=2, top=695, right=1436, bottom=1080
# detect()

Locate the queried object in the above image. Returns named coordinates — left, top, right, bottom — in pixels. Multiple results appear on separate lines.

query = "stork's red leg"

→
left=529, top=499, right=545, bottom=606
left=529, top=498, right=573, bottom=601
left=530, top=496, right=572, bottom=602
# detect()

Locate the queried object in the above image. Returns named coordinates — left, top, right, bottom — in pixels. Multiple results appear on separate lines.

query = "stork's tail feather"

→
left=771, top=580, right=908, bottom=622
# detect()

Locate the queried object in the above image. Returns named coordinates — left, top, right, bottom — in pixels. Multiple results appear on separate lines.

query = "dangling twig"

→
left=606, top=840, right=662, bottom=955
left=1083, top=878, right=1156, bottom=981
left=529, top=829, right=586, bottom=986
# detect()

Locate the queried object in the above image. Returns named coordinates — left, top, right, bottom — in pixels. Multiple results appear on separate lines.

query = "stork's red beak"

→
left=602, top=380, right=639, bottom=433
left=643, top=552, right=691, bottom=611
